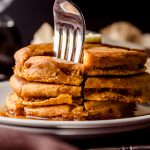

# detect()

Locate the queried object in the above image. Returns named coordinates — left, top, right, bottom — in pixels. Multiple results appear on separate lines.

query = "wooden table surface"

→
left=65, top=127, right=150, bottom=149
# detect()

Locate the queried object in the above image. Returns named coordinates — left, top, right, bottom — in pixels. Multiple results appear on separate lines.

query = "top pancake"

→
left=14, top=43, right=147, bottom=83
left=14, top=43, right=84, bottom=85
left=84, top=45, right=148, bottom=75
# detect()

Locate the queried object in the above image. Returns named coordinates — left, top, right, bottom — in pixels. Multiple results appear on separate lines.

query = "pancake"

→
left=10, top=75, right=82, bottom=98
left=84, top=74, right=150, bottom=103
left=24, top=105, right=87, bottom=121
left=24, top=105, right=85, bottom=119
left=84, top=101, right=135, bottom=119
left=84, top=90, right=144, bottom=103
left=85, top=73, right=150, bottom=89
left=6, top=93, right=87, bottom=120
left=84, top=45, right=148, bottom=75
left=12, top=93, right=82, bottom=106
left=14, top=56, right=84, bottom=85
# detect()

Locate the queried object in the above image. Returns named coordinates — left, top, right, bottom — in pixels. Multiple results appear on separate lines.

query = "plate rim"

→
left=0, top=114, right=150, bottom=128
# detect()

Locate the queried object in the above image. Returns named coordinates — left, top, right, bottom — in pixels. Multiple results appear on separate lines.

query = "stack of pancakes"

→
left=5, top=42, right=150, bottom=120
left=83, top=44, right=150, bottom=119
left=6, top=44, right=87, bottom=120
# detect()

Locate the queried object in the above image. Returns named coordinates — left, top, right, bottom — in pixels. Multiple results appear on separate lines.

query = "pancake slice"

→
left=84, top=74, right=150, bottom=103
left=84, top=101, right=135, bottom=120
left=84, top=45, right=147, bottom=75
left=84, top=89, right=143, bottom=103
left=16, top=93, right=82, bottom=106
left=14, top=55, right=84, bottom=85
left=85, top=73, right=150, bottom=89
left=10, top=75, right=82, bottom=98
left=24, top=105, right=72, bottom=118
left=6, top=93, right=87, bottom=120
left=24, top=105, right=87, bottom=120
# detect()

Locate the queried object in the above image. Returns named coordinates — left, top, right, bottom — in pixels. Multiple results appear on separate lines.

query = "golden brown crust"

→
left=14, top=56, right=84, bottom=85
left=10, top=75, right=82, bottom=98
left=84, top=45, right=148, bottom=75
left=84, top=46, right=147, bottom=69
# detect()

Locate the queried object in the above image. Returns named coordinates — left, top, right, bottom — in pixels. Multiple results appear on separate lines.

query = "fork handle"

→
left=86, top=145, right=150, bottom=150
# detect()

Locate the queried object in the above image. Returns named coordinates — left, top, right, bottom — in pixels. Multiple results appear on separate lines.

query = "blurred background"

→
left=1, top=0, right=150, bottom=79
left=5, top=0, right=150, bottom=45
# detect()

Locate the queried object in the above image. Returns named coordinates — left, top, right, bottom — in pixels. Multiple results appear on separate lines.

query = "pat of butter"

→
left=85, top=33, right=102, bottom=43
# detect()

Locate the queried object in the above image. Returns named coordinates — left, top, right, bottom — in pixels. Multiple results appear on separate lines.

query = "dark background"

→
left=5, top=0, right=150, bottom=46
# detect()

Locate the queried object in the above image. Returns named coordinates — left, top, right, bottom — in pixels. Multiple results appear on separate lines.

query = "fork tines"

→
left=53, top=0, right=85, bottom=63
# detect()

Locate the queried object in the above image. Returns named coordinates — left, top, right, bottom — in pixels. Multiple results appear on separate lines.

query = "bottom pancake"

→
left=6, top=93, right=87, bottom=120
left=24, top=105, right=87, bottom=120
left=84, top=101, right=136, bottom=120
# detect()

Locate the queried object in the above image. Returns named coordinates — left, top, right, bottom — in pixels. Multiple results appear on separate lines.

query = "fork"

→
left=53, top=0, right=86, bottom=63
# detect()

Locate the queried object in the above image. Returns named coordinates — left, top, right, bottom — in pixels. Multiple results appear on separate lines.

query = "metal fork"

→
left=53, top=0, right=86, bottom=63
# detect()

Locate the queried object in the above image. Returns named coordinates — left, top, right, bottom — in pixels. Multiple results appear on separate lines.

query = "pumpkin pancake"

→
left=11, top=93, right=82, bottom=106
left=24, top=105, right=87, bottom=121
left=6, top=93, right=87, bottom=120
left=10, top=75, right=82, bottom=98
left=84, top=45, right=147, bottom=75
left=84, top=73, right=150, bottom=103
left=84, top=101, right=135, bottom=120
left=14, top=55, right=84, bottom=85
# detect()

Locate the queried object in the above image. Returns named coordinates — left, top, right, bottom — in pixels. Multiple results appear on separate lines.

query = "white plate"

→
left=0, top=81, right=150, bottom=138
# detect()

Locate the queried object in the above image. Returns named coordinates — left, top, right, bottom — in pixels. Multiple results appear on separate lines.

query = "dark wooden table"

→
left=63, top=127, right=150, bottom=149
